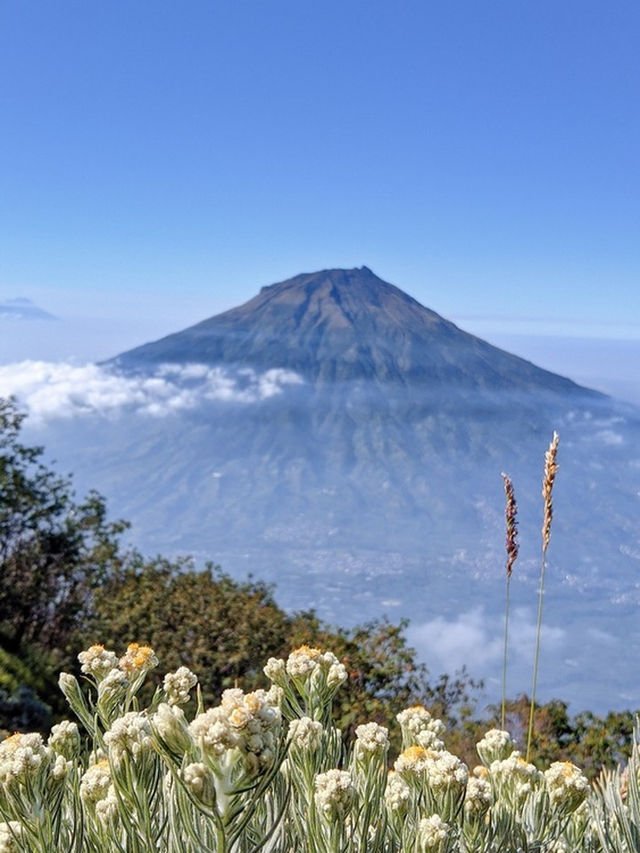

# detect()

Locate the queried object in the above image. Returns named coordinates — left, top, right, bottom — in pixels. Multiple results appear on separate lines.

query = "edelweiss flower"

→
left=0, top=732, right=48, bottom=786
left=95, top=785, right=119, bottom=827
left=384, top=770, right=411, bottom=813
left=183, top=762, right=216, bottom=805
left=189, top=707, right=240, bottom=756
left=48, top=720, right=80, bottom=759
left=314, top=769, right=357, bottom=820
left=417, top=814, right=449, bottom=852
left=80, top=760, right=112, bottom=805
left=0, top=821, right=23, bottom=853
left=119, top=643, right=158, bottom=679
left=397, top=705, right=446, bottom=748
left=163, top=666, right=198, bottom=705
left=78, top=644, right=118, bottom=679
left=288, top=716, right=324, bottom=751
left=104, top=711, right=152, bottom=765
left=490, top=751, right=541, bottom=805
left=476, top=728, right=514, bottom=765
left=354, top=722, right=389, bottom=755
left=465, top=773, right=492, bottom=816
left=286, top=646, right=323, bottom=678
left=544, top=761, right=589, bottom=811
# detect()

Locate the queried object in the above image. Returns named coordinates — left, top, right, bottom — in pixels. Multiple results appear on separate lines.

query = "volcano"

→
left=114, top=266, right=596, bottom=396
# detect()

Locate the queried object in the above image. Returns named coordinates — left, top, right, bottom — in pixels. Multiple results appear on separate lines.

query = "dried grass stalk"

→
left=527, top=432, right=560, bottom=761
left=501, top=473, right=519, bottom=730
left=541, top=431, right=559, bottom=554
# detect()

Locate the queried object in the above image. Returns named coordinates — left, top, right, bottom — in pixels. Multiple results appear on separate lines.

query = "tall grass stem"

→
left=527, top=432, right=559, bottom=761
left=501, top=574, right=512, bottom=731
left=500, top=473, right=518, bottom=733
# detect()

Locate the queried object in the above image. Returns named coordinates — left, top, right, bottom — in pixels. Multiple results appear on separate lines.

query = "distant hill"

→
left=0, top=297, right=57, bottom=321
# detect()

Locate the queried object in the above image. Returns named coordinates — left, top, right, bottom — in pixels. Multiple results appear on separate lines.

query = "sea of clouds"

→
left=0, top=360, right=304, bottom=423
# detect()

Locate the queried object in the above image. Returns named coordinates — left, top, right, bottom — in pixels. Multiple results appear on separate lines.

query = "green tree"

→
left=0, top=397, right=126, bottom=655
left=86, top=558, right=292, bottom=705
left=86, top=556, right=480, bottom=749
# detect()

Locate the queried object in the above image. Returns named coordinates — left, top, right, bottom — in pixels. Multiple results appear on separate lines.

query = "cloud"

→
left=594, top=429, right=624, bottom=446
left=407, top=607, right=565, bottom=673
left=0, top=360, right=304, bottom=422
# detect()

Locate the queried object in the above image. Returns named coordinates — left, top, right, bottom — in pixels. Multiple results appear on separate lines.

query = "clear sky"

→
left=1, top=0, right=639, bottom=341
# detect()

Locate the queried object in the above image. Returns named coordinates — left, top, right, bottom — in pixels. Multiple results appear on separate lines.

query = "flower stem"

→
left=501, top=573, right=512, bottom=731
left=527, top=549, right=547, bottom=761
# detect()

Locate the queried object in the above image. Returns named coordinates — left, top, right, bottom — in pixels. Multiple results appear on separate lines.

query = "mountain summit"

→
left=114, top=267, right=593, bottom=396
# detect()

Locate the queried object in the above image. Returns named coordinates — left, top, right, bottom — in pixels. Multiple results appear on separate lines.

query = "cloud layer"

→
left=0, top=360, right=304, bottom=422
left=407, top=606, right=565, bottom=673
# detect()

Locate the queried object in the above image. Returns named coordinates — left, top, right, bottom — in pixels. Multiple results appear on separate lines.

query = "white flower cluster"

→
left=465, top=770, right=492, bottom=816
left=0, top=732, right=48, bottom=786
left=190, top=707, right=241, bottom=756
left=490, top=752, right=542, bottom=804
left=119, top=643, right=159, bottom=680
left=394, top=746, right=468, bottom=792
left=476, top=728, right=515, bottom=765
left=163, top=666, right=198, bottom=705
left=51, top=753, right=73, bottom=782
left=288, top=716, right=324, bottom=751
left=80, top=760, right=112, bottom=805
left=354, top=722, right=389, bottom=755
left=384, top=770, right=411, bottom=813
left=104, top=711, right=152, bottom=765
left=544, top=761, right=590, bottom=810
left=425, top=749, right=468, bottom=792
left=78, top=644, right=118, bottom=679
left=0, top=822, right=22, bottom=853
left=223, top=687, right=281, bottom=770
left=417, top=814, right=449, bottom=852
left=286, top=646, right=348, bottom=686
left=95, top=786, right=119, bottom=828
left=190, top=686, right=281, bottom=771
left=48, top=720, right=80, bottom=759
left=182, top=762, right=216, bottom=805
left=394, top=745, right=431, bottom=773
left=397, top=706, right=445, bottom=749
left=314, top=769, right=357, bottom=820
left=263, top=657, right=286, bottom=682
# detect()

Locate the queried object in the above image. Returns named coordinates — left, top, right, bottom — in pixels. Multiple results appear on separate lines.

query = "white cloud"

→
left=407, top=607, right=565, bottom=673
left=0, top=360, right=304, bottom=422
left=594, top=429, right=624, bottom=446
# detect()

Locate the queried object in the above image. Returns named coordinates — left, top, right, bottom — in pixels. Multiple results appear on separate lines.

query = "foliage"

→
left=86, top=558, right=291, bottom=706
left=0, top=641, right=601, bottom=852
left=85, top=560, right=477, bottom=746
left=0, top=648, right=55, bottom=736
left=0, top=398, right=126, bottom=655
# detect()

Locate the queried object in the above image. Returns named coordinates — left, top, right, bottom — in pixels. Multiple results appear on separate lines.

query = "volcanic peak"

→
left=113, top=267, right=599, bottom=396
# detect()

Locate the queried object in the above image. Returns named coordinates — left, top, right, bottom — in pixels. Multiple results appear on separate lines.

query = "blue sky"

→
left=1, top=0, right=639, bottom=345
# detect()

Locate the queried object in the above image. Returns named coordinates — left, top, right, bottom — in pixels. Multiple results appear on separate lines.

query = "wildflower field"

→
left=1, top=640, right=638, bottom=853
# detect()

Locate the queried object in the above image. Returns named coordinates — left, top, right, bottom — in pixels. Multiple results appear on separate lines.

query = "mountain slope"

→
left=113, top=267, right=598, bottom=396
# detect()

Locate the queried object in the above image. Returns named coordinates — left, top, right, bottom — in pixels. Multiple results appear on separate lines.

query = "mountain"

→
left=114, top=266, right=595, bottom=396
left=0, top=297, right=57, bottom=321
left=29, top=268, right=640, bottom=712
